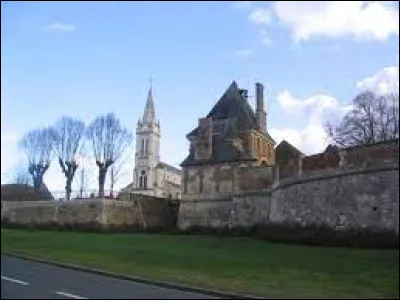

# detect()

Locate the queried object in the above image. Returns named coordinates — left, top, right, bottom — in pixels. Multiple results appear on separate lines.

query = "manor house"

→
left=180, top=81, right=276, bottom=200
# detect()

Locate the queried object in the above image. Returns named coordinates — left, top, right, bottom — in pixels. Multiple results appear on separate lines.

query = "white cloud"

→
left=233, top=1, right=253, bottom=10
left=270, top=125, right=330, bottom=155
left=356, top=66, right=399, bottom=94
left=274, top=1, right=399, bottom=43
left=41, top=23, right=76, bottom=33
left=272, top=91, right=351, bottom=154
left=249, top=7, right=272, bottom=25
left=235, top=49, right=252, bottom=57
left=277, top=89, right=345, bottom=117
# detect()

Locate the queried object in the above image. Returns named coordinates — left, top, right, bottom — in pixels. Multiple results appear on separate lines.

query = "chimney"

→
left=256, top=82, right=264, bottom=111
left=255, top=82, right=267, bottom=132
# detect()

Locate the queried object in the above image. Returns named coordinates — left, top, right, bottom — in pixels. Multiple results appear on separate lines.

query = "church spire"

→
left=142, top=77, right=156, bottom=124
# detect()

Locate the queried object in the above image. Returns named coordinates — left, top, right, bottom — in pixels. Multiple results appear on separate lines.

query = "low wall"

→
left=1, top=195, right=179, bottom=230
left=178, top=165, right=399, bottom=236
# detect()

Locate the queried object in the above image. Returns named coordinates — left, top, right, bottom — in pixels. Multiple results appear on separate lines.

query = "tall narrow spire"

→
left=142, top=78, right=156, bottom=124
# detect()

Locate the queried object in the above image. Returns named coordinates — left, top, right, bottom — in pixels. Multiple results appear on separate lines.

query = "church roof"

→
left=156, top=162, right=182, bottom=174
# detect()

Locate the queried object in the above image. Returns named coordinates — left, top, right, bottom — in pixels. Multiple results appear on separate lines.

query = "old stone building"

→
left=180, top=81, right=276, bottom=200
left=124, top=85, right=182, bottom=199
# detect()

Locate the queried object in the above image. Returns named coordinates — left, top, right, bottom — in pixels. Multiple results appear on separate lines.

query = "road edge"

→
left=1, top=251, right=263, bottom=299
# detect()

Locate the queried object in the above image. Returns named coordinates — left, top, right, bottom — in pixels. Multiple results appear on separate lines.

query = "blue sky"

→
left=1, top=1, right=399, bottom=194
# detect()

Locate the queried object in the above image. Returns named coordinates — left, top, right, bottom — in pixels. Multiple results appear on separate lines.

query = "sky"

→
left=1, top=1, right=399, bottom=196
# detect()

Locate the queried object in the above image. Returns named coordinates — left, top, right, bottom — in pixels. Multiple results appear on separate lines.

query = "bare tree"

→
left=7, top=161, right=33, bottom=185
left=52, top=116, right=86, bottom=201
left=86, top=113, right=133, bottom=198
left=18, top=127, right=56, bottom=192
left=107, top=153, right=131, bottom=198
left=326, top=91, right=399, bottom=147
left=71, top=144, right=94, bottom=199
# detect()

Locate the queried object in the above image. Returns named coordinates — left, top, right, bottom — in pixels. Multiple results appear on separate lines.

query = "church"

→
left=123, top=85, right=182, bottom=199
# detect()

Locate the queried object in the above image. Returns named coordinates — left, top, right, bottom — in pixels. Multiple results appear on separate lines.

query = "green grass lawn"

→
left=1, top=229, right=398, bottom=299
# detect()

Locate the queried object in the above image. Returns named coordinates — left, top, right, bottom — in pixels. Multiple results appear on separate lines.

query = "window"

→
left=141, top=139, right=145, bottom=156
left=145, top=139, right=149, bottom=155
left=199, top=173, right=204, bottom=193
left=143, top=176, right=147, bottom=189
left=139, top=170, right=147, bottom=189
left=139, top=176, right=143, bottom=189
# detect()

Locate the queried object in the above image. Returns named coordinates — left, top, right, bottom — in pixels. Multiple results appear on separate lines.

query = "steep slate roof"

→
left=182, top=81, right=269, bottom=166
left=187, top=81, right=259, bottom=138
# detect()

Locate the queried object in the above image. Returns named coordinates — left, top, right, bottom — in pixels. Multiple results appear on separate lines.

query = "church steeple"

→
left=142, top=79, right=156, bottom=124
left=134, top=78, right=161, bottom=196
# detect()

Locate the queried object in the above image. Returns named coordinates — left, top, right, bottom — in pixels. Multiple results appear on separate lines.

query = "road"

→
left=1, top=255, right=217, bottom=299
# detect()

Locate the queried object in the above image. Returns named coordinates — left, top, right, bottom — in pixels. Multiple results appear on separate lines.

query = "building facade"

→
left=180, top=81, right=276, bottom=200
left=127, top=85, right=182, bottom=199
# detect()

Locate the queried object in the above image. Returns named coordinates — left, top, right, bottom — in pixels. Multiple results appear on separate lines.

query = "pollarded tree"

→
left=326, top=91, right=399, bottom=147
left=86, top=113, right=133, bottom=198
left=18, top=127, right=56, bottom=192
left=52, top=116, right=86, bottom=201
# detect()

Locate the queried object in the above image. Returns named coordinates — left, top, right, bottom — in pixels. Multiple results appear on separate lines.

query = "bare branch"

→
left=52, top=116, right=85, bottom=200
left=86, top=113, right=133, bottom=197
left=18, top=127, right=56, bottom=191
left=325, top=90, right=399, bottom=148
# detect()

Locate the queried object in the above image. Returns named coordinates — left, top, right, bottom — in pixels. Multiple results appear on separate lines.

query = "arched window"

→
left=141, top=139, right=145, bottom=156
left=145, top=139, right=149, bottom=155
left=139, top=170, right=147, bottom=189
left=139, top=176, right=143, bottom=189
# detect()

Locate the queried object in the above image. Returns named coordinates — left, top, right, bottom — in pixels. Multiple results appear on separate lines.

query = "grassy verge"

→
left=1, top=229, right=398, bottom=299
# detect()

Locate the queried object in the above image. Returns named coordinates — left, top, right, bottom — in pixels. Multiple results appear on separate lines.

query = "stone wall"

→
left=183, top=162, right=275, bottom=200
left=1, top=194, right=178, bottom=229
left=178, top=140, right=399, bottom=235
left=178, top=165, right=399, bottom=235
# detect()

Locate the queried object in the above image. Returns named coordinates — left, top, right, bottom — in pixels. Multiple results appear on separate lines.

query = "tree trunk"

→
left=110, top=181, right=114, bottom=198
left=98, top=168, right=107, bottom=198
left=65, top=176, right=73, bottom=201
left=79, top=169, right=84, bottom=198
left=33, top=176, right=42, bottom=193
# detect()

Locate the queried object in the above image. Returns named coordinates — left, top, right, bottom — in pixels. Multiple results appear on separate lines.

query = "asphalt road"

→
left=1, top=255, right=217, bottom=299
